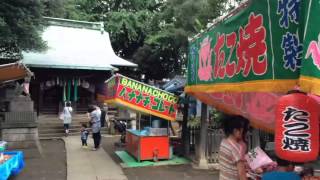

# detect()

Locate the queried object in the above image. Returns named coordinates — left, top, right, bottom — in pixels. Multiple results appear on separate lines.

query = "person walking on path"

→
left=219, top=115, right=249, bottom=180
left=88, top=105, right=101, bottom=151
left=63, top=101, right=73, bottom=137
left=80, top=123, right=89, bottom=148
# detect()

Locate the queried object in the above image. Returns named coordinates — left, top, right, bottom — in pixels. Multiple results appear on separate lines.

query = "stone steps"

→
left=37, top=114, right=111, bottom=139
left=38, top=127, right=109, bottom=134
left=38, top=130, right=110, bottom=139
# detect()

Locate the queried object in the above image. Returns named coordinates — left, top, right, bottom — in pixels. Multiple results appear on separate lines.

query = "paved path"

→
left=64, top=136, right=127, bottom=180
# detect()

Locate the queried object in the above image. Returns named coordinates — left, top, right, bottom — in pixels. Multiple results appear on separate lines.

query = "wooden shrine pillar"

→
left=182, top=95, right=190, bottom=156
left=195, top=102, right=208, bottom=169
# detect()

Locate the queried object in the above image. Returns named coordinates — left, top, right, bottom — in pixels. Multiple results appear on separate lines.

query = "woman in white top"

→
left=63, top=101, right=73, bottom=136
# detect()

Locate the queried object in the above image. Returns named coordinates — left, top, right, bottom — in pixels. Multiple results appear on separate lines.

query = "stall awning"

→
left=97, top=74, right=179, bottom=121
left=0, top=62, right=32, bottom=83
left=22, top=17, right=137, bottom=71
left=185, top=0, right=320, bottom=132
left=162, top=76, right=186, bottom=94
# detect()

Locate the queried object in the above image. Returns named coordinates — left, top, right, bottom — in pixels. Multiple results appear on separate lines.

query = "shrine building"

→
left=22, top=17, right=137, bottom=114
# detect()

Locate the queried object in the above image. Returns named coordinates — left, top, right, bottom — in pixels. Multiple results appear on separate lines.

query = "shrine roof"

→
left=22, top=17, right=137, bottom=71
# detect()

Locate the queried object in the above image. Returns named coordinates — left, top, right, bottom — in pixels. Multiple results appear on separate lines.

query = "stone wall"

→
left=2, top=128, right=38, bottom=149
left=0, top=87, right=38, bottom=149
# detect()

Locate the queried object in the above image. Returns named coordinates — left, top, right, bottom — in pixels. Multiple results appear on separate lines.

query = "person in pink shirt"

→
left=219, top=115, right=249, bottom=180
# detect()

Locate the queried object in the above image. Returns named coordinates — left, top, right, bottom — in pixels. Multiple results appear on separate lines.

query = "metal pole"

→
left=182, top=95, right=190, bottom=156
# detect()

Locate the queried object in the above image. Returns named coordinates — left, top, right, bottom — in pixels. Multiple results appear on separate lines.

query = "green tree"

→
left=133, top=0, right=229, bottom=80
left=41, top=0, right=236, bottom=80
left=0, top=0, right=46, bottom=61
left=87, top=0, right=165, bottom=60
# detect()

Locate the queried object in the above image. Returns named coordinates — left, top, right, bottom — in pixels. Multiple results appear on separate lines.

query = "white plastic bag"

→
left=59, top=113, right=64, bottom=121
left=245, top=147, right=273, bottom=170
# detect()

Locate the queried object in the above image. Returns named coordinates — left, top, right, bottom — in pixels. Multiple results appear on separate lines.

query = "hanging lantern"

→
left=275, top=92, right=319, bottom=163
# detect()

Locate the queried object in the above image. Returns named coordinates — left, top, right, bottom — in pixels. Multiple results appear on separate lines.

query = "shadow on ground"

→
left=101, top=136, right=219, bottom=180
left=9, top=139, right=66, bottom=180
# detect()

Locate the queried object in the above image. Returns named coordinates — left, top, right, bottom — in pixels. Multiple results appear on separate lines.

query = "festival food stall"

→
left=99, top=74, right=179, bottom=161
left=185, top=0, right=320, bottom=175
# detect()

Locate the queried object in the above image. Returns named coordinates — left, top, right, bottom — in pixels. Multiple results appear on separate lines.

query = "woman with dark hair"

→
left=88, top=105, right=101, bottom=151
left=63, top=101, right=73, bottom=137
left=219, top=115, right=249, bottom=180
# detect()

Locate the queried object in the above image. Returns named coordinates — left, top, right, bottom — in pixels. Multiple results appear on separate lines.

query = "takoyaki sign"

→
left=104, top=74, right=178, bottom=121
left=185, top=0, right=320, bottom=131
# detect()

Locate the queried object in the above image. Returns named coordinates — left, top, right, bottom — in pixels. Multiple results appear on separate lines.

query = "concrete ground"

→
left=8, top=135, right=219, bottom=180
left=9, top=139, right=66, bottom=180
left=64, top=136, right=127, bottom=180
left=101, top=136, right=219, bottom=180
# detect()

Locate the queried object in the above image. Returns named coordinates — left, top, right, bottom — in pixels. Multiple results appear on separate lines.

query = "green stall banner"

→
left=186, top=0, right=320, bottom=95
left=300, top=0, right=320, bottom=95
left=186, top=0, right=302, bottom=94
left=185, top=0, right=320, bottom=131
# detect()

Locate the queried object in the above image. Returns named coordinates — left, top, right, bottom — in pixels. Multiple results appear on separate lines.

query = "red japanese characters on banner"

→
left=275, top=93, right=319, bottom=163
left=198, top=13, right=268, bottom=81
left=237, top=13, right=267, bottom=76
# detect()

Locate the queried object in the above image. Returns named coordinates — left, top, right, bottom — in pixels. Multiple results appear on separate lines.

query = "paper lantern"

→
left=275, top=93, right=319, bottom=163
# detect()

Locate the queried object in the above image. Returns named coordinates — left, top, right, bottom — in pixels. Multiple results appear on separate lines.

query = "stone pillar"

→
left=194, top=102, right=208, bottom=169
left=0, top=87, right=38, bottom=149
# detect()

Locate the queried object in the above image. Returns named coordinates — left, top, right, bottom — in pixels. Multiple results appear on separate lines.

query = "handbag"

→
left=59, top=112, right=64, bottom=120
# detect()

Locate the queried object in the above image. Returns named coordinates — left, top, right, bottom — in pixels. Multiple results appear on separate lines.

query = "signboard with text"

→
left=103, top=74, right=178, bottom=121
left=185, top=0, right=320, bottom=131
left=186, top=0, right=301, bottom=93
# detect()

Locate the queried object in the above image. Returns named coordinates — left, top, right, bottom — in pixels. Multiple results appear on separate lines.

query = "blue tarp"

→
left=0, top=151, right=24, bottom=180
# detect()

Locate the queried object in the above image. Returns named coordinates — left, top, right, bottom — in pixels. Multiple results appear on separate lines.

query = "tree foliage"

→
left=87, top=0, right=165, bottom=60
left=133, top=0, right=229, bottom=80
left=0, top=0, right=237, bottom=78
left=0, top=0, right=46, bottom=60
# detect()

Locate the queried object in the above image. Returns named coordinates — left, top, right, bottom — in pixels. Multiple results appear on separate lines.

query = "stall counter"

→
left=126, top=129, right=170, bottom=161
